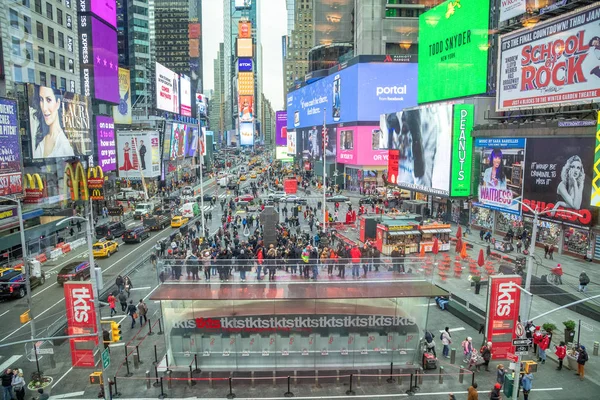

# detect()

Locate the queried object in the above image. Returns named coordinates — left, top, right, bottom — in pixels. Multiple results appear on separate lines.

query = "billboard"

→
left=237, top=38, right=253, bottom=57
left=198, top=127, right=207, bottom=156
left=497, top=4, right=600, bottom=111
left=417, top=0, right=489, bottom=103
left=0, top=98, right=22, bottom=195
left=113, top=68, right=132, bottom=124
left=239, top=122, right=254, bottom=146
left=156, top=62, right=180, bottom=114
left=239, top=95, right=254, bottom=122
left=450, top=104, right=474, bottom=197
left=287, top=130, right=296, bottom=156
left=473, top=138, right=526, bottom=215
left=188, top=23, right=201, bottom=39
left=170, top=123, right=188, bottom=159
left=499, top=0, right=526, bottom=22
left=238, top=58, right=253, bottom=72
left=116, top=131, right=161, bottom=177
left=238, top=21, right=252, bottom=38
left=298, top=126, right=336, bottom=163
left=96, top=116, right=116, bottom=172
left=162, top=123, right=172, bottom=161
left=523, top=137, right=594, bottom=226
left=64, top=282, right=98, bottom=367
left=180, top=75, right=192, bottom=117
left=28, top=84, right=92, bottom=159
left=336, top=126, right=387, bottom=166
left=187, top=127, right=199, bottom=157
left=235, top=0, right=251, bottom=9
left=593, top=113, right=600, bottom=207
left=238, top=72, right=254, bottom=95
left=275, top=111, right=287, bottom=146
left=286, top=62, right=417, bottom=129
left=486, top=276, right=522, bottom=361
left=383, top=104, right=453, bottom=196
left=276, top=146, right=293, bottom=161
left=79, top=0, right=117, bottom=29
left=79, top=15, right=119, bottom=103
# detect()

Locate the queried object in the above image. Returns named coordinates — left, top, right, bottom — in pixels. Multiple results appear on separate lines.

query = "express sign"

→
left=486, top=275, right=521, bottom=360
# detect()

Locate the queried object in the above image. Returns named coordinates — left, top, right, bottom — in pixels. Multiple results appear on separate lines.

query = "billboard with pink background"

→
left=336, top=125, right=388, bottom=166
left=275, top=111, right=287, bottom=146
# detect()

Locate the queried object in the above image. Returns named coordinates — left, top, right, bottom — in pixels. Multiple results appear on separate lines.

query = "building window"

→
left=14, top=65, right=23, bottom=83
left=59, top=55, right=65, bottom=70
left=58, top=31, right=64, bottom=48
left=25, top=42, right=33, bottom=60
left=23, top=15, right=31, bottom=34
left=36, top=21, right=43, bottom=39
left=22, top=0, right=30, bottom=7
left=50, top=74, right=57, bottom=89
left=47, top=26, right=54, bottom=44
left=49, top=51, right=56, bottom=67
left=40, top=71, right=47, bottom=86
left=57, top=9, right=63, bottom=25
left=60, top=77, right=67, bottom=90
left=28, top=68, right=35, bottom=83
left=35, top=0, right=41, bottom=13
left=38, top=46, right=45, bottom=63
left=10, top=9, right=19, bottom=28
left=68, top=58, right=74, bottom=73
left=11, top=37, right=20, bottom=57
left=46, top=2, right=53, bottom=20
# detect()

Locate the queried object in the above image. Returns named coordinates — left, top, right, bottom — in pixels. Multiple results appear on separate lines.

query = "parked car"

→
left=57, top=261, right=91, bottom=285
left=0, top=267, right=45, bottom=299
left=359, top=197, right=378, bottom=206
left=95, top=221, right=126, bottom=240
left=268, top=191, right=286, bottom=202
left=122, top=226, right=150, bottom=243
left=326, top=195, right=350, bottom=203
left=283, top=195, right=307, bottom=204
left=235, top=194, right=255, bottom=202
left=92, top=239, right=119, bottom=258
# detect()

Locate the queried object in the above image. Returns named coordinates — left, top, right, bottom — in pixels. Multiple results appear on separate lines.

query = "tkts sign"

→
left=486, top=275, right=521, bottom=360
left=64, top=282, right=98, bottom=367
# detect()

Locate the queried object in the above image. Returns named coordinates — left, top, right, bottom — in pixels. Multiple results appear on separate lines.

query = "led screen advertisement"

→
left=286, top=62, right=417, bottom=129
left=170, top=123, right=188, bottom=159
left=276, top=146, right=293, bottom=161
left=237, top=38, right=253, bottom=57
left=287, top=130, right=296, bottom=156
left=79, top=15, right=119, bottom=103
left=235, top=0, right=251, bottom=9
left=383, top=104, right=452, bottom=196
left=27, top=84, right=92, bottom=159
left=450, top=104, right=474, bottom=197
left=96, top=116, right=116, bottom=172
left=238, top=21, right=252, bottom=38
left=116, top=131, right=161, bottom=178
left=336, top=126, right=387, bottom=166
left=238, top=58, right=253, bottom=72
left=239, top=95, right=254, bottom=122
left=417, top=0, right=489, bottom=104
left=156, top=62, right=180, bottom=114
left=238, top=72, right=254, bottom=95
left=180, top=75, right=192, bottom=117
left=298, top=126, right=336, bottom=163
left=473, top=138, right=526, bottom=215
left=523, top=137, right=594, bottom=227
left=187, top=127, right=199, bottom=157
left=79, top=0, right=117, bottom=29
left=198, top=127, right=207, bottom=156
left=0, top=98, right=23, bottom=195
left=593, top=114, right=600, bottom=207
left=497, top=4, right=600, bottom=111
left=239, top=122, right=254, bottom=146
left=275, top=111, right=287, bottom=146
left=113, top=67, right=132, bottom=124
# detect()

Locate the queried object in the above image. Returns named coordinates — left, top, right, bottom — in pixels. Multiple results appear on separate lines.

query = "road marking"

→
left=0, top=355, right=22, bottom=371
left=130, top=286, right=151, bottom=291
left=143, top=285, right=159, bottom=301
left=32, top=282, right=58, bottom=298
left=439, top=327, right=465, bottom=333
left=126, top=221, right=137, bottom=227
left=0, top=310, right=10, bottom=318
left=1, top=297, right=64, bottom=342
left=51, top=366, right=73, bottom=389
left=50, top=391, right=85, bottom=399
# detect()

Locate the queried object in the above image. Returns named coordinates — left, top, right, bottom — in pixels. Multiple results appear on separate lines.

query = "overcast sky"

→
left=202, top=0, right=287, bottom=111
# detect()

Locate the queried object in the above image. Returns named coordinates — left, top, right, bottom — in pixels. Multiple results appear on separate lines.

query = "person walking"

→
left=481, top=342, right=492, bottom=371
left=124, top=276, right=133, bottom=297
left=467, top=382, right=478, bottom=400
left=521, top=371, right=534, bottom=400
left=496, top=364, right=506, bottom=387
left=462, top=337, right=473, bottom=363
left=107, top=293, right=117, bottom=316
left=578, top=271, right=590, bottom=292
left=441, top=327, right=452, bottom=358
left=538, top=332, right=550, bottom=364
left=127, top=300, right=138, bottom=329
left=10, top=370, right=25, bottom=400
left=137, top=299, right=148, bottom=326
left=350, top=245, right=361, bottom=278
left=1, top=368, right=13, bottom=400
left=576, top=345, right=589, bottom=381
left=118, top=291, right=128, bottom=313
left=555, top=341, right=566, bottom=370
left=115, top=275, right=125, bottom=293
left=490, top=383, right=502, bottom=400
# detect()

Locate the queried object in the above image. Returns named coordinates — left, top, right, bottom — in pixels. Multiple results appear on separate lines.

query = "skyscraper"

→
left=284, top=0, right=313, bottom=95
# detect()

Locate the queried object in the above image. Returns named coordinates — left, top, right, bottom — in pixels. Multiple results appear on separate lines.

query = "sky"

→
left=202, top=0, right=287, bottom=111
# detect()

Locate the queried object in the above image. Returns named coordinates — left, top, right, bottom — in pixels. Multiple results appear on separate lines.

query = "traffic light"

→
left=110, top=321, right=122, bottom=342
left=89, top=371, right=103, bottom=385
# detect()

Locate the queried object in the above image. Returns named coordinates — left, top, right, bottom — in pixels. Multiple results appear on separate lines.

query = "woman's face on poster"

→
left=39, top=86, right=60, bottom=126
left=569, top=159, right=583, bottom=179
left=492, top=154, right=502, bottom=169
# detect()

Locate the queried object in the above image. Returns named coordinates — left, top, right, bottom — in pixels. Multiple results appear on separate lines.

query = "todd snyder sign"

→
left=451, top=104, right=474, bottom=197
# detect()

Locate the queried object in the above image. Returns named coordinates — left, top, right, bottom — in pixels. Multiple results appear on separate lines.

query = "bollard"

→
left=188, top=366, right=195, bottom=386
left=226, top=377, right=236, bottom=399
left=294, top=370, right=297, bottom=385
left=194, top=354, right=200, bottom=373
left=594, top=342, right=599, bottom=356
left=153, top=366, right=160, bottom=387
left=148, top=319, right=154, bottom=336
left=356, top=369, right=361, bottom=387
left=472, top=370, right=475, bottom=386
left=154, top=345, right=158, bottom=365
left=397, top=373, right=403, bottom=387
left=378, top=368, right=382, bottom=385
left=108, top=379, right=113, bottom=400
left=336, top=369, right=340, bottom=386
left=346, top=374, right=355, bottom=396
left=114, top=376, right=121, bottom=398
left=145, top=371, right=151, bottom=390
left=284, top=376, right=294, bottom=397
left=209, top=372, right=213, bottom=389
left=133, top=352, right=140, bottom=370
left=459, top=366, right=465, bottom=384
left=251, top=371, right=255, bottom=389
left=165, top=353, right=170, bottom=373
left=272, top=371, right=276, bottom=388
left=158, top=377, right=166, bottom=399
left=387, top=362, right=395, bottom=384
left=413, top=371, right=420, bottom=392
left=166, top=370, right=172, bottom=389
left=418, top=372, right=423, bottom=385
left=450, top=348, right=456, bottom=364
left=439, top=366, right=444, bottom=384
left=158, top=318, right=164, bottom=335
left=136, top=345, right=143, bottom=364
left=405, top=373, right=414, bottom=396
left=125, top=353, right=132, bottom=377
left=315, top=370, right=319, bottom=387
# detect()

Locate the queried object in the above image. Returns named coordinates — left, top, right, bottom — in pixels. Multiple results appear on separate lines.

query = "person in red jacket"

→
left=532, top=326, right=542, bottom=355
left=538, top=333, right=550, bottom=364
left=350, top=245, right=362, bottom=278
left=554, top=341, right=566, bottom=370
left=107, top=293, right=117, bottom=317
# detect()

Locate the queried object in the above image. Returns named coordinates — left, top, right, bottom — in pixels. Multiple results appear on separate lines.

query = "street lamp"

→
left=0, top=195, right=35, bottom=340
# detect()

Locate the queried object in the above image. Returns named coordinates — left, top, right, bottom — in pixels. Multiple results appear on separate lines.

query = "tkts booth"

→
left=374, top=216, right=421, bottom=256
left=151, top=280, right=446, bottom=371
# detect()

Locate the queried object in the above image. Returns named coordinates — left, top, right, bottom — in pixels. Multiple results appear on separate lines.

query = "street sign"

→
left=514, top=345, right=529, bottom=355
left=101, top=348, right=110, bottom=369
left=35, top=348, right=54, bottom=355
left=512, top=339, right=531, bottom=346
left=515, top=322, right=524, bottom=337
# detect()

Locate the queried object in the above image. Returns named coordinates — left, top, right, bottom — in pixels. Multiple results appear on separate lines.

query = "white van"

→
left=134, top=202, right=155, bottom=219
left=116, top=189, right=145, bottom=201
left=179, top=202, right=199, bottom=218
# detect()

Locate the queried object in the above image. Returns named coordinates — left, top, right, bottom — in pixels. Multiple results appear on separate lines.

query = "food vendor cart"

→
left=375, top=216, right=421, bottom=256
left=418, top=221, right=452, bottom=253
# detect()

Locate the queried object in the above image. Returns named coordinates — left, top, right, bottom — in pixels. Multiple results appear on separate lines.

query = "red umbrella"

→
left=456, top=226, right=462, bottom=238
left=477, top=249, right=485, bottom=267
left=455, top=237, right=463, bottom=253
left=433, top=237, right=439, bottom=255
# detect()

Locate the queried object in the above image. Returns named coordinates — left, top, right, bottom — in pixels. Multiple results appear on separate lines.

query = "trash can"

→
left=503, top=376, right=515, bottom=397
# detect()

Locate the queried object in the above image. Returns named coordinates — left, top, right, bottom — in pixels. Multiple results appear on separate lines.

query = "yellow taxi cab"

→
left=239, top=175, right=247, bottom=181
left=92, top=239, right=119, bottom=258
left=171, top=215, right=189, bottom=228
left=250, top=173, right=257, bottom=179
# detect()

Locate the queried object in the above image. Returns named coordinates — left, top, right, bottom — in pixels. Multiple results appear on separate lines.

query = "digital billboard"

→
left=523, top=137, right=594, bottom=227
left=239, top=95, right=254, bottom=122
left=287, top=130, right=296, bottom=156
left=383, top=104, right=452, bottom=196
left=96, top=116, right=116, bottom=172
left=239, top=122, right=254, bottom=146
left=336, top=126, right=387, bottom=166
left=199, top=127, right=207, bottom=156
left=0, top=98, right=22, bottom=195
left=497, top=4, right=600, bottom=111
left=473, top=138, right=526, bottom=215
left=286, top=62, right=417, bottom=129
left=238, top=21, right=252, bottom=38
left=238, top=72, right=254, bottom=95
left=113, top=68, right=132, bottom=124
left=162, top=123, right=172, bottom=161
left=499, top=0, right=526, bottom=22
left=417, top=0, right=489, bottom=103
left=27, top=84, right=92, bottom=159
left=187, top=127, right=199, bottom=157
left=450, top=104, right=474, bottom=197
left=276, top=146, right=293, bottom=162
left=79, top=0, right=117, bottom=29
left=237, top=38, right=253, bottom=57
left=275, top=111, right=287, bottom=146
left=116, top=131, right=161, bottom=178
left=238, top=58, right=253, bottom=72
left=78, top=15, right=119, bottom=103
left=298, top=126, right=336, bottom=163
left=235, top=0, right=251, bottom=9
left=180, top=75, right=192, bottom=117
left=156, top=62, right=179, bottom=114
left=170, top=123, right=188, bottom=159
left=593, top=113, right=600, bottom=207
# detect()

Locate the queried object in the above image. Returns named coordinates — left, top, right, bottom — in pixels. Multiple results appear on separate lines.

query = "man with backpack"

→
left=424, top=330, right=436, bottom=357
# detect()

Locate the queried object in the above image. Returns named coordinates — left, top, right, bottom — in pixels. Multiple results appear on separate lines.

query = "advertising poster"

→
left=418, top=0, right=489, bottom=103
left=450, top=104, right=474, bottom=197
left=116, top=130, right=160, bottom=177
left=486, top=276, right=522, bottom=360
left=276, top=146, right=293, bottom=161
left=96, top=116, right=116, bottom=172
left=239, top=122, right=254, bottom=146
left=287, top=130, right=296, bottom=156
left=336, top=126, right=387, bottom=166
left=28, top=84, right=92, bottom=158
left=170, top=123, right=187, bottom=159
left=187, top=127, right=199, bottom=157
left=497, top=4, right=600, bottom=111
left=238, top=58, right=253, bottom=72
left=162, top=123, right=172, bottom=161
left=524, top=137, right=594, bottom=226
left=473, top=138, right=525, bottom=215
left=238, top=21, right=252, bottom=38
left=113, top=67, right=132, bottom=124
left=180, top=75, right=192, bottom=117
left=237, top=38, right=253, bottom=58
left=199, top=127, right=207, bottom=156
left=238, top=72, right=254, bottom=96
left=592, top=113, right=600, bottom=207
left=499, top=0, right=526, bottom=22
left=275, top=111, right=287, bottom=146
left=156, top=62, right=179, bottom=114
left=235, top=0, right=251, bottom=9
left=64, top=282, right=98, bottom=367
left=382, top=104, right=453, bottom=196
left=239, top=95, right=254, bottom=122
left=0, top=98, right=22, bottom=195
left=80, top=0, right=117, bottom=29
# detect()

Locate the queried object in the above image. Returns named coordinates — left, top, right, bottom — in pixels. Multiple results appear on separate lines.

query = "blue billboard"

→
left=286, top=62, right=418, bottom=129
left=238, top=58, right=253, bottom=72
